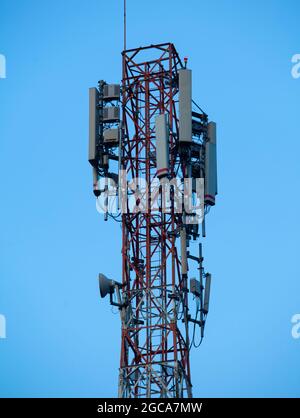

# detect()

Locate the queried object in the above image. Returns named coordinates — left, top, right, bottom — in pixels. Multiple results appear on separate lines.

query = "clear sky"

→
left=0, top=0, right=299, bottom=398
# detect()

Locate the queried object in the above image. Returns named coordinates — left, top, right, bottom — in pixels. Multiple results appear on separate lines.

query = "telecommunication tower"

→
left=88, top=43, right=217, bottom=398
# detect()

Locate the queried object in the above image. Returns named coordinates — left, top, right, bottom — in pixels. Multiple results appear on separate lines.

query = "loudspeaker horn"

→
left=98, top=273, right=115, bottom=298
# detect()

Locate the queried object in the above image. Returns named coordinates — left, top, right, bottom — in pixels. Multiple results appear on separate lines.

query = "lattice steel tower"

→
left=89, top=43, right=217, bottom=398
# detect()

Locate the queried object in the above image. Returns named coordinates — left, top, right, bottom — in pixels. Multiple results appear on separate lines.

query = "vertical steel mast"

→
left=119, top=43, right=191, bottom=398
left=89, top=41, right=217, bottom=399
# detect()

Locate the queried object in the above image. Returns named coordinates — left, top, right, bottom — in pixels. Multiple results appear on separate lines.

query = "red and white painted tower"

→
left=89, top=42, right=217, bottom=398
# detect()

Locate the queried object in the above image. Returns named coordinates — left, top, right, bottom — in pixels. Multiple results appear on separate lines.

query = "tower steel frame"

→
left=119, top=43, right=193, bottom=398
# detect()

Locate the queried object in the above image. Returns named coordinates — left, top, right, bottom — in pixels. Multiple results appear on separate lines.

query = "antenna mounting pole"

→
left=124, top=0, right=127, bottom=51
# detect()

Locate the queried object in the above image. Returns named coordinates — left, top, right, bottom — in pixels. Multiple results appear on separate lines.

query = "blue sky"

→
left=0, top=0, right=299, bottom=397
